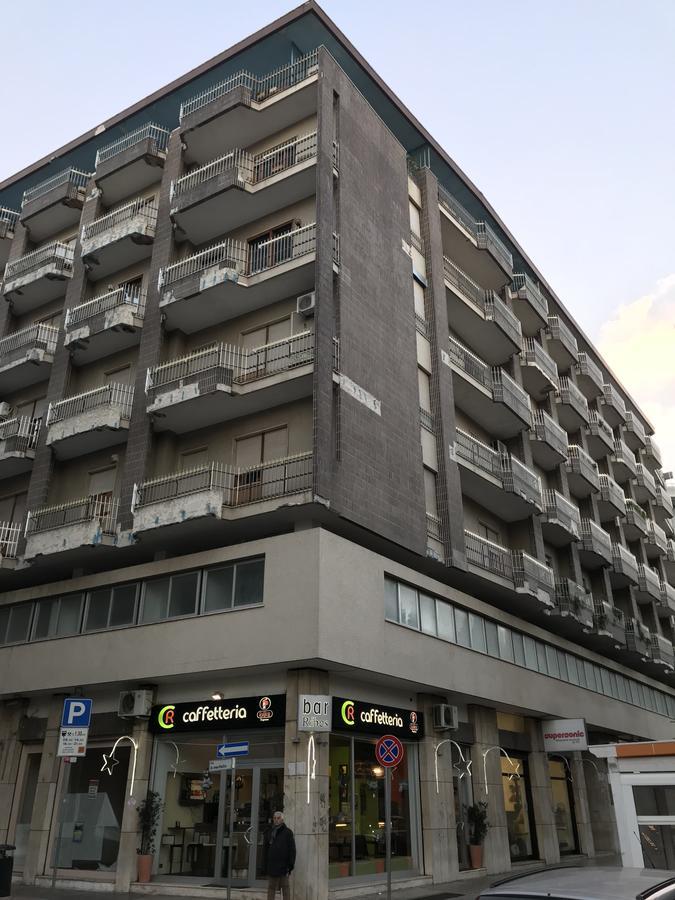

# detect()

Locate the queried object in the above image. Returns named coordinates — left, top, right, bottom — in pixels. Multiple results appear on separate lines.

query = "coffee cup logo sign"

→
left=332, top=696, right=424, bottom=740
left=148, top=695, right=285, bottom=734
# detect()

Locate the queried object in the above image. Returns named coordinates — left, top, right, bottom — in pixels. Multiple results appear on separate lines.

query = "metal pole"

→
left=226, top=758, right=236, bottom=900
left=385, top=767, right=392, bottom=900
left=50, top=759, right=70, bottom=889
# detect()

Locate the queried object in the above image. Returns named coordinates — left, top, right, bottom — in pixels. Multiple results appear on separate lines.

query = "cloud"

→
left=597, top=273, right=675, bottom=476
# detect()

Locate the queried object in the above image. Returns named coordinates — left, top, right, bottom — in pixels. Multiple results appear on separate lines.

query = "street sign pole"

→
left=385, top=766, right=392, bottom=900
left=227, top=758, right=236, bottom=900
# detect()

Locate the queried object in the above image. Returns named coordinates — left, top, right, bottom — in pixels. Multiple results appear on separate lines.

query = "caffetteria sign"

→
left=332, top=696, right=424, bottom=740
left=149, top=695, right=285, bottom=734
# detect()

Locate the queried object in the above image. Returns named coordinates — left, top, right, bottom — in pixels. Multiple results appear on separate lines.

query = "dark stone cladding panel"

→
left=179, top=85, right=253, bottom=137
left=19, top=180, right=84, bottom=227
left=94, top=137, right=165, bottom=185
left=313, top=48, right=427, bottom=557
left=116, top=130, right=185, bottom=530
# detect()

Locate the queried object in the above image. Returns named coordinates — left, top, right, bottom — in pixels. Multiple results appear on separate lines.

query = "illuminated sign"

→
left=332, top=696, right=423, bottom=740
left=148, top=695, right=285, bottom=734
left=542, top=718, right=588, bottom=752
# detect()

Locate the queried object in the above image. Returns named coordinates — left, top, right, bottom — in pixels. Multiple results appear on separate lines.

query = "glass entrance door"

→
left=549, top=759, right=578, bottom=855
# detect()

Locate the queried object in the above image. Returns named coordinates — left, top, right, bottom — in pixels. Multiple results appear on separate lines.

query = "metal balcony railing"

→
left=646, top=520, right=668, bottom=553
left=587, top=409, right=614, bottom=447
left=179, top=49, right=319, bottom=120
left=447, top=337, right=492, bottom=389
left=0, top=521, right=21, bottom=559
left=660, top=580, right=675, bottom=612
left=22, top=168, right=90, bottom=206
left=249, top=223, right=316, bottom=275
left=625, top=617, right=650, bottom=652
left=542, top=489, right=581, bottom=538
left=484, top=292, right=522, bottom=348
left=638, top=563, right=661, bottom=597
left=4, top=241, right=75, bottom=282
left=650, top=633, right=675, bottom=666
left=171, top=131, right=317, bottom=202
left=426, top=513, right=442, bottom=542
left=556, top=376, right=589, bottom=421
left=512, top=273, right=549, bottom=321
left=160, top=238, right=247, bottom=287
left=502, top=454, right=542, bottom=508
left=593, top=599, right=625, bottom=631
left=634, top=463, right=657, bottom=497
left=655, top=486, right=674, bottom=517
left=530, top=409, right=568, bottom=457
left=522, top=338, right=559, bottom=388
left=0, top=416, right=41, bottom=455
left=134, top=452, right=313, bottom=510
left=581, top=518, right=612, bottom=560
left=555, top=578, right=594, bottom=616
left=644, top=436, right=662, bottom=467
left=512, top=550, right=555, bottom=596
left=491, top=368, right=531, bottom=423
left=625, top=498, right=647, bottom=530
left=599, top=474, right=626, bottom=514
left=0, top=208, right=19, bottom=231
left=96, top=123, right=170, bottom=167
left=438, top=185, right=476, bottom=236
left=65, top=287, right=146, bottom=329
left=624, top=411, right=647, bottom=446
left=602, top=382, right=627, bottom=420
left=83, top=196, right=158, bottom=243
left=668, top=540, right=675, bottom=563
left=455, top=429, right=501, bottom=478
left=443, top=257, right=483, bottom=307
left=575, top=352, right=603, bottom=390
left=47, top=384, right=134, bottom=426
left=612, top=543, right=639, bottom=580
left=613, top=438, right=637, bottom=473
left=566, top=445, right=600, bottom=487
left=26, top=492, right=119, bottom=536
left=455, top=431, right=541, bottom=506
left=0, top=323, right=58, bottom=366
left=475, top=221, right=513, bottom=272
left=546, top=316, right=578, bottom=359
left=463, top=530, right=514, bottom=581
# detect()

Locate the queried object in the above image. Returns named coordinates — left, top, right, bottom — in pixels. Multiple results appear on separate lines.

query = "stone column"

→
left=468, top=705, right=510, bottom=874
left=283, top=668, right=330, bottom=900
left=0, top=702, right=27, bottom=842
left=417, top=694, right=458, bottom=882
left=570, top=751, right=594, bottom=856
left=525, top=719, right=559, bottom=864
left=23, top=695, right=65, bottom=884
left=583, top=754, right=619, bottom=854
left=114, top=716, right=155, bottom=891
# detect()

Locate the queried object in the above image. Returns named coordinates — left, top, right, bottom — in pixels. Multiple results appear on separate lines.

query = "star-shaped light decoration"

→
left=101, top=752, right=120, bottom=776
left=506, top=758, right=521, bottom=781
left=453, top=757, right=473, bottom=780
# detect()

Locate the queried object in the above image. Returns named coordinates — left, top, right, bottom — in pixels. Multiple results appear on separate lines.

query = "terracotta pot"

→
left=137, top=853, right=153, bottom=883
left=469, top=844, right=483, bottom=869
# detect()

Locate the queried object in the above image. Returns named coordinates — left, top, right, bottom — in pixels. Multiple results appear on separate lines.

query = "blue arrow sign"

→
left=217, top=741, right=249, bottom=758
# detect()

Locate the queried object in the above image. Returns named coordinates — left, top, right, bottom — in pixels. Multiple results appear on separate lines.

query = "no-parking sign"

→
left=375, top=734, right=404, bottom=768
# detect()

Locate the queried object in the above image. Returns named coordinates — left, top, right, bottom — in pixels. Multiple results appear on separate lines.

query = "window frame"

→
left=83, top=583, right=140, bottom=634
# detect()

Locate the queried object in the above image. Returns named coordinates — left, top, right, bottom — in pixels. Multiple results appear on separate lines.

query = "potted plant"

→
left=137, top=790, right=163, bottom=883
left=465, top=800, right=489, bottom=869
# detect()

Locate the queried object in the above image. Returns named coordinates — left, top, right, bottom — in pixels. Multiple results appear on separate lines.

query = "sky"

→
left=2, top=0, right=675, bottom=469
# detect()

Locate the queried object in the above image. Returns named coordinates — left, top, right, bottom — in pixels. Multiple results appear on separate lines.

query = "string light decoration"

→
left=434, top=739, right=472, bottom=794
left=482, top=746, right=520, bottom=795
left=100, top=736, right=139, bottom=797
left=307, top=733, right=317, bottom=804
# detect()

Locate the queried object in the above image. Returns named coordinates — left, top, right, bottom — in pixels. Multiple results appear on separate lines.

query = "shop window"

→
left=502, top=756, right=537, bottom=861
left=453, top=745, right=473, bottom=870
left=84, top=584, right=138, bottom=632
left=0, top=603, right=33, bottom=645
left=33, top=594, right=83, bottom=640
left=549, top=759, right=578, bottom=855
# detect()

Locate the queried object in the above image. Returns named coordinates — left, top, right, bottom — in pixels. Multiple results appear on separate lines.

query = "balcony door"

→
left=234, top=427, right=288, bottom=504
left=248, top=223, right=293, bottom=274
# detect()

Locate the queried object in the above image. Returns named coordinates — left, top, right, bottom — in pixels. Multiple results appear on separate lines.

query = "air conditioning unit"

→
left=118, top=689, right=153, bottom=719
left=432, top=703, right=459, bottom=732
left=296, top=291, right=316, bottom=318
left=0, top=402, right=12, bottom=419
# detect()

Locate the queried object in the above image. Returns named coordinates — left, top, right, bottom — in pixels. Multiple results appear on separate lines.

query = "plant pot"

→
left=137, top=853, right=153, bottom=883
left=469, top=844, right=483, bottom=869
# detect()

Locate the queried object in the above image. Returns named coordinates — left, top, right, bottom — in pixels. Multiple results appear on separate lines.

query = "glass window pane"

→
left=536, top=642, right=548, bottom=674
left=385, top=579, right=399, bottom=621
left=8, top=605, right=32, bottom=643
left=566, top=654, right=579, bottom=685
left=141, top=578, right=169, bottom=623
left=436, top=602, right=455, bottom=642
left=398, top=584, right=419, bottom=629
left=233, top=559, right=264, bottom=607
left=84, top=589, right=110, bottom=632
left=419, top=594, right=437, bottom=635
left=512, top=632, right=525, bottom=667
left=34, top=599, right=58, bottom=639
left=110, top=585, right=137, bottom=627
left=485, top=620, right=499, bottom=657
left=455, top=608, right=470, bottom=647
left=469, top=614, right=486, bottom=653
left=544, top=645, right=559, bottom=678
left=557, top=650, right=568, bottom=681
left=584, top=661, right=597, bottom=691
left=57, top=595, right=82, bottom=636
left=0, top=606, right=9, bottom=644
left=168, top=572, right=199, bottom=618
left=498, top=626, right=514, bottom=663
left=523, top=636, right=538, bottom=670
left=204, top=565, right=235, bottom=613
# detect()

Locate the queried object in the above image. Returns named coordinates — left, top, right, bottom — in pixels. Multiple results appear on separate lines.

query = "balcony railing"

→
left=512, top=550, right=555, bottom=596
left=455, top=429, right=501, bottom=479
left=593, top=599, right=625, bottom=632
left=624, top=411, right=647, bottom=447
left=555, top=578, right=594, bottom=618
left=65, top=287, right=146, bottom=329
left=542, top=489, right=581, bottom=538
left=0, top=323, right=58, bottom=366
left=47, top=384, right=134, bottom=426
left=179, top=49, right=319, bottom=120
left=644, top=436, right=662, bottom=467
left=160, top=238, right=246, bottom=287
left=650, top=633, right=675, bottom=667
left=438, top=185, right=476, bottom=235
left=599, top=474, right=626, bottom=514
left=546, top=316, right=579, bottom=360
left=0, top=522, right=21, bottom=559
left=22, top=168, right=90, bottom=206
left=530, top=409, right=568, bottom=458
left=587, top=409, right=614, bottom=445
left=463, top=530, right=514, bottom=581
left=484, top=293, right=522, bottom=348
left=4, top=241, right=74, bottom=282
left=426, top=513, right=442, bottom=542
left=82, top=196, right=158, bottom=243
left=522, top=338, right=559, bottom=388
left=26, top=492, right=118, bottom=536
left=613, top=438, right=637, bottom=474
left=511, top=273, right=548, bottom=321
left=0, top=416, right=41, bottom=454
left=95, top=123, right=170, bottom=167
left=556, top=376, right=589, bottom=422
left=660, top=580, right=675, bottom=613
left=634, top=463, right=657, bottom=498
left=0, top=208, right=19, bottom=232
left=602, top=382, right=627, bottom=420
left=625, top=498, right=647, bottom=531
left=638, top=563, right=661, bottom=598
left=581, top=518, right=612, bottom=561
left=134, top=452, right=313, bottom=510
left=443, top=257, right=483, bottom=307
left=447, top=337, right=492, bottom=390
left=475, top=221, right=513, bottom=272
left=575, top=352, right=603, bottom=391
left=249, top=223, right=316, bottom=275
left=491, top=368, right=531, bottom=423
left=612, top=543, right=639, bottom=580
left=171, top=131, right=318, bottom=202
left=646, top=520, right=668, bottom=553
left=655, top=486, right=674, bottom=517
left=625, top=618, right=651, bottom=653
left=455, top=430, right=541, bottom=506
left=503, top=454, right=542, bottom=508
left=566, top=445, right=600, bottom=488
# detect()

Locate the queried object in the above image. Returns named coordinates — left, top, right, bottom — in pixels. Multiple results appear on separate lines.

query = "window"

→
left=202, top=558, right=265, bottom=613
left=419, top=593, right=436, bottom=634
left=0, top=492, right=27, bottom=524
left=478, top=522, right=500, bottom=544
left=409, top=200, right=422, bottom=239
left=398, top=584, right=419, bottom=629
left=417, top=368, right=431, bottom=413
left=104, top=364, right=133, bottom=386
left=180, top=447, right=209, bottom=470
left=436, top=601, right=455, bottom=642
left=233, top=558, right=264, bottom=607
left=413, top=280, right=426, bottom=321
left=385, top=578, right=399, bottom=621
left=235, top=427, right=289, bottom=503
left=423, top=467, right=438, bottom=517
left=0, top=604, right=33, bottom=645
left=84, top=585, right=137, bottom=632
left=141, top=573, right=199, bottom=623
left=242, top=318, right=291, bottom=349
left=469, top=613, right=486, bottom=653
left=33, top=595, right=83, bottom=640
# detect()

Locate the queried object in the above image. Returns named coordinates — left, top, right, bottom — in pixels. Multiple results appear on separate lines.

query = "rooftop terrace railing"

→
left=0, top=208, right=19, bottom=231
left=22, top=168, right=90, bottom=206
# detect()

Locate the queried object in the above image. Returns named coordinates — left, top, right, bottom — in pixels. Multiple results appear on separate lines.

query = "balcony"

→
left=667, top=541, right=675, bottom=583
left=649, top=633, right=675, bottom=670
left=20, top=168, right=90, bottom=241
left=632, top=463, right=657, bottom=504
left=610, top=543, right=639, bottom=588
left=463, top=530, right=514, bottom=586
left=611, top=438, right=638, bottom=483
left=636, top=563, right=662, bottom=604
left=554, top=377, right=589, bottom=432
left=94, top=123, right=169, bottom=205
left=0, top=417, right=41, bottom=476
left=146, top=332, right=314, bottom=433
left=541, top=489, right=581, bottom=546
left=132, top=452, right=313, bottom=537
left=624, top=619, right=651, bottom=657
left=81, top=196, right=158, bottom=280
left=574, top=352, right=604, bottom=400
left=0, top=208, right=19, bottom=268
left=64, top=287, right=146, bottom=365
left=623, top=411, right=647, bottom=451
left=438, top=185, right=513, bottom=289
left=624, top=498, right=648, bottom=542
left=585, top=410, right=614, bottom=460
left=512, top=550, right=555, bottom=607
left=171, top=132, right=318, bottom=244
left=45, top=384, right=134, bottom=459
left=654, top=486, right=674, bottom=528
left=454, top=429, right=541, bottom=521
left=0, top=521, right=21, bottom=571
left=598, top=473, right=626, bottom=521
left=600, top=383, right=627, bottom=428
left=592, top=600, right=625, bottom=647
left=520, top=338, right=559, bottom=399
left=657, top=581, right=675, bottom=618
left=546, top=316, right=579, bottom=372
left=2, top=241, right=74, bottom=314
left=579, top=518, right=613, bottom=568
left=490, top=368, right=532, bottom=435
left=0, top=323, right=58, bottom=393
left=159, top=224, right=316, bottom=333
left=24, top=493, right=122, bottom=561
left=529, top=410, right=568, bottom=470
left=644, top=520, right=668, bottom=559
left=510, top=273, right=548, bottom=336
left=443, top=257, right=522, bottom=364
left=643, top=436, right=662, bottom=471
left=550, top=578, right=594, bottom=630
left=566, top=445, right=600, bottom=497
left=179, top=50, right=319, bottom=164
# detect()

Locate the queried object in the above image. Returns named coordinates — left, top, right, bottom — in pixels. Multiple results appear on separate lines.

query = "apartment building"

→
left=0, top=3, right=674, bottom=897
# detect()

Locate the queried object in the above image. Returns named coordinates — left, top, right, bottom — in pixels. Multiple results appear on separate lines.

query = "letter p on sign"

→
left=61, top=698, right=93, bottom=728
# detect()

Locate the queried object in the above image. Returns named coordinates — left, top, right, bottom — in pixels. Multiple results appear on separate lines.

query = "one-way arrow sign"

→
left=216, top=741, right=249, bottom=758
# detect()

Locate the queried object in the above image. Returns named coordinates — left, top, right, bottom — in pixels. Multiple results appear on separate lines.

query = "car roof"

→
left=480, top=866, right=675, bottom=899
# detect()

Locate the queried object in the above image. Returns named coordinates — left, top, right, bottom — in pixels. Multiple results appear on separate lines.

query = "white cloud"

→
left=597, top=273, right=675, bottom=475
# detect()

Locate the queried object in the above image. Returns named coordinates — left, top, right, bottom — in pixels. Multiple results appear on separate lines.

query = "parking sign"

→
left=61, top=698, right=93, bottom=728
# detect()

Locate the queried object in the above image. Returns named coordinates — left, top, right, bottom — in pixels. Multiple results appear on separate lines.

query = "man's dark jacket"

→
left=264, top=822, right=296, bottom=876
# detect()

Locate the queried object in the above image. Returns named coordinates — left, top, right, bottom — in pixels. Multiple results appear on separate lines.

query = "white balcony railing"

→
left=65, top=287, right=146, bottom=329
left=512, top=273, right=549, bottom=320
left=581, top=518, right=612, bottom=559
left=22, top=168, right=90, bottom=206
left=547, top=316, right=579, bottom=359
left=82, top=196, right=158, bottom=243
left=464, top=530, right=514, bottom=581
left=437, top=186, right=512, bottom=271
left=26, top=492, right=119, bottom=536
left=542, top=489, right=581, bottom=538
left=491, top=367, right=531, bottom=423
left=47, top=384, right=134, bottom=426
left=0, top=208, right=19, bottom=231
left=447, top=336, right=492, bottom=389
left=0, top=323, right=58, bottom=365
left=523, top=338, right=559, bottom=387
left=96, top=123, right=170, bottom=167
left=4, top=241, right=74, bottom=283
left=556, top=376, right=589, bottom=421
left=512, top=550, right=555, bottom=595
left=530, top=409, right=568, bottom=457
left=0, top=521, right=21, bottom=559
left=0, top=416, right=41, bottom=454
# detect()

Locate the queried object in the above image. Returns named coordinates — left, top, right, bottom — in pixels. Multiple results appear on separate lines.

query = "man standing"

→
left=264, top=811, right=296, bottom=900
